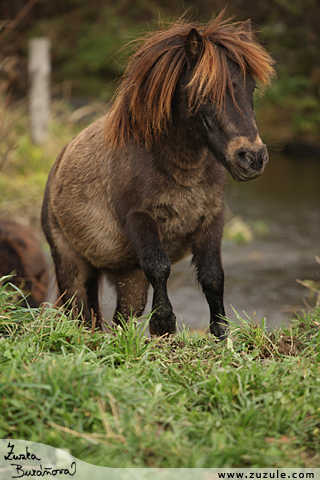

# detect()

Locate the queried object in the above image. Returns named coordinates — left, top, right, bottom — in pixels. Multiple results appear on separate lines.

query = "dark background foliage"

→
left=1, top=0, right=320, bottom=143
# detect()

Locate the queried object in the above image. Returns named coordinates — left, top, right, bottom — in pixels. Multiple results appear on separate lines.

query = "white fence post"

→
left=28, top=37, right=51, bottom=145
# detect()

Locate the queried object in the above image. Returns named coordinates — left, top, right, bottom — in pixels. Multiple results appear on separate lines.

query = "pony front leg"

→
left=148, top=275, right=176, bottom=336
left=123, top=211, right=176, bottom=336
left=192, top=216, right=228, bottom=340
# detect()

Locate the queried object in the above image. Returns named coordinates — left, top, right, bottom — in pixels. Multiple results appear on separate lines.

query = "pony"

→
left=41, top=13, right=275, bottom=338
left=0, top=220, right=48, bottom=307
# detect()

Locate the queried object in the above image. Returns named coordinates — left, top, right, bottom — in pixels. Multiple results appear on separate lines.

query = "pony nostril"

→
left=258, top=148, right=269, bottom=166
left=253, top=148, right=269, bottom=170
left=235, top=147, right=268, bottom=171
left=236, top=149, right=254, bottom=168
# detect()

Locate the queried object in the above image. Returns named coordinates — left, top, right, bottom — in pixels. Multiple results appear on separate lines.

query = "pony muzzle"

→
left=225, top=134, right=269, bottom=181
left=236, top=145, right=268, bottom=169
left=229, top=144, right=268, bottom=181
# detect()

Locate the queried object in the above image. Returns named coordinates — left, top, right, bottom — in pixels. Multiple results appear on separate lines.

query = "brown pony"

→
left=0, top=220, right=48, bottom=307
left=42, top=13, right=275, bottom=338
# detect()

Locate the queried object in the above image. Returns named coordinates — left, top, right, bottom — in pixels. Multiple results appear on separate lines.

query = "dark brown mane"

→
left=105, top=12, right=275, bottom=148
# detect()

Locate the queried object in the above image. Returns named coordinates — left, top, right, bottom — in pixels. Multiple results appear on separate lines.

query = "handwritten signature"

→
left=3, top=442, right=77, bottom=478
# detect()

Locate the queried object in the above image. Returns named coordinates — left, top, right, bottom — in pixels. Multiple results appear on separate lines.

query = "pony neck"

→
left=149, top=134, right=212, bottom=186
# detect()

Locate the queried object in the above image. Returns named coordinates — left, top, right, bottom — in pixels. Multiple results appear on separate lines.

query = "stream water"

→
left=99, top=152, right=320, bottom=331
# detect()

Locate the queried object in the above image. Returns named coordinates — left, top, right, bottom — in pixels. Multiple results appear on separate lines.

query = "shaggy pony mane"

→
left=105, top=12, right=275, bottom=148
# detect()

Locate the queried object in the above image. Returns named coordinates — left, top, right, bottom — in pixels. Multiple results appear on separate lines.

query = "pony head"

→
left=106, top=13, right=275, bottom=181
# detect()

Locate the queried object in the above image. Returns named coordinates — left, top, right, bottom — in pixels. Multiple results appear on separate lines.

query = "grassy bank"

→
left=1, top=280, right=320, bottom=468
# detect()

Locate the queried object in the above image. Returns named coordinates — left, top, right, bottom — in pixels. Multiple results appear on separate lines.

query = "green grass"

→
left=0, top=278, right=320, bottom=468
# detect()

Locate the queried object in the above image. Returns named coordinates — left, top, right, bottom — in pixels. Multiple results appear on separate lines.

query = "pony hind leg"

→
left=46, top=229, right=102, bottom=328
left=107, top=269, right=150, bottom=326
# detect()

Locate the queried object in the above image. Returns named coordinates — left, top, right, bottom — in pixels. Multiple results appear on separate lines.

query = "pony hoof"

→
left=149, top=311, right=176, bottom=337
left=210, top=320, right=229, bottom=340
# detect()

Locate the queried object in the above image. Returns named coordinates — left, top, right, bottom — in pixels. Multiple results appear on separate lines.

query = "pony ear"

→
left=185, top=28, right=203, bottom=63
